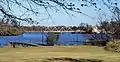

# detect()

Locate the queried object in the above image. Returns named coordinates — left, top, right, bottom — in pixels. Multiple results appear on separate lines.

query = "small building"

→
left=92, top=26, right=101, bottom=33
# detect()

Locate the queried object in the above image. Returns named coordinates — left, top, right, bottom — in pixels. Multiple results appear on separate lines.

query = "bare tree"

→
left=0, top=0, right=119, bottom=25
left=0, top=0, right=89, bottom=25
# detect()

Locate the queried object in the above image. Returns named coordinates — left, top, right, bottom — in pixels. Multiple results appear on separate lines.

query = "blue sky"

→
left=0, top=0, right=119, bottom=26
left=20, top=0, right=101, bottom=26
left=42, top=7, right=98, bottom=26
left=35, top=0, right=100, bottom=26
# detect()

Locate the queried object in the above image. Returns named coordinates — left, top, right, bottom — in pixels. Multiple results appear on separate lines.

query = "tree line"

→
left=0, top=20, right=94, bottom=36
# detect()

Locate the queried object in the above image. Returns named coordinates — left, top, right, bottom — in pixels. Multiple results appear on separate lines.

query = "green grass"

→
left=0, top=46, right=120, bottom=62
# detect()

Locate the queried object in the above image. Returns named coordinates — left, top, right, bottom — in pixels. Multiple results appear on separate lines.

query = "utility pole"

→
left=42, top=29, right=44, bottom=44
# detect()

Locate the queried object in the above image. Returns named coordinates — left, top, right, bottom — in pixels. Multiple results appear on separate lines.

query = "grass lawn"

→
left=0, top=46, right=120, bottom=62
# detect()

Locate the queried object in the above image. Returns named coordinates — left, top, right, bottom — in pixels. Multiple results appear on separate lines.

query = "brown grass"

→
left=0, top=46, right=120, bottom=62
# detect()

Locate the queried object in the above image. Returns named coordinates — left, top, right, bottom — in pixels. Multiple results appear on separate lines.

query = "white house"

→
left=92, top=26, right=101, bottom=33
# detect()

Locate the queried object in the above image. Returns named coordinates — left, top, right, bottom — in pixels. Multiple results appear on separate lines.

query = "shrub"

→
left=47, top=32, right=58, bottom=45
left=84, top=40, right=108, bottom=46
left=105, top=40, right=120, bottom=52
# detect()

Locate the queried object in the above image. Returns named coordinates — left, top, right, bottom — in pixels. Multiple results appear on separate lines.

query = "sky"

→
left=19, top=0, right=102, bottom=26
left=34, top=0, right=100, bottom=26
left=0, top=0, right=120, bottom=26
left=39, top=7, right=99, bottom=26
